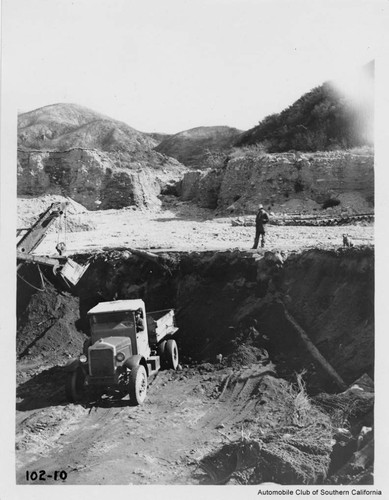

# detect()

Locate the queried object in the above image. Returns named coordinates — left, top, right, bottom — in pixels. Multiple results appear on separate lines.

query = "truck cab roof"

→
left=87, top=299, right=145, bottom=315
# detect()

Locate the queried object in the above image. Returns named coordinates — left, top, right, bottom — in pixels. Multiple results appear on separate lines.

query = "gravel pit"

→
left=16, top=247, right=374, bottom=485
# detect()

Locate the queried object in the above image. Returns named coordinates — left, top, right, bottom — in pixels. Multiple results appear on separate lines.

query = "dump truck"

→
left=65, top=299, right=179, bottom=405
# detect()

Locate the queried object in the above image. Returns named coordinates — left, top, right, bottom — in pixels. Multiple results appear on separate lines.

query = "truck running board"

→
left=147, top=356, right=161, bottom=376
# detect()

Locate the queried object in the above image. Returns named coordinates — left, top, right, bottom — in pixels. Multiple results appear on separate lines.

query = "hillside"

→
left=18, top=103, right=158, bottom=152
left=155, top=125, right=242, bottom=168
left=237, top=61, right=374, bottom=152
left=17, top=103, right=188, bottom=210
left=145, top=132, right=172, bottom=146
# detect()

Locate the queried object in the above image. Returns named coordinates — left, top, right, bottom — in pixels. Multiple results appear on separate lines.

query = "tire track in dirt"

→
left=197, top=365, right=277, bottom=432
left=16, top=370, right=213, bottom=484
left=16, top=404, right=120, bottom=483
left=15, top=364, right=293, bottom=485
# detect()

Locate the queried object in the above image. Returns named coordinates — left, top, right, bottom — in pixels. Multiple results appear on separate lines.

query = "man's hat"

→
left=258, top=204, right=263, bottom=209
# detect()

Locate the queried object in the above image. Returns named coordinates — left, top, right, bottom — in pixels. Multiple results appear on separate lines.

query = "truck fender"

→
left=63, top=358, right=81, bottom=372
left=124, top=355, right=147, bottom=374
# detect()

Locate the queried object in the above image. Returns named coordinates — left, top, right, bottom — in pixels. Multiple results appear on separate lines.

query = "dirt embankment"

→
left=180, top=149, right=374, bottom=214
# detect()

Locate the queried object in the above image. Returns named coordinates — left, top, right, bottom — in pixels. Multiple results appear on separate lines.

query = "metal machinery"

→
left=17, top=201, right=89, bottom=288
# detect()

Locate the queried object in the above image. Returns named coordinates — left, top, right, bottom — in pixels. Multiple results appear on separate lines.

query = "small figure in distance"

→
left=135, top=308, right=144, bottom=332
left=343, top=234, right=354, bottom=247
left=252, top=204, right=270, bottom=249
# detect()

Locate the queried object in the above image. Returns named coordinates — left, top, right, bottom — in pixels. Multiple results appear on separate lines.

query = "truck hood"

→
left=91, top=336, right=131, bottom=351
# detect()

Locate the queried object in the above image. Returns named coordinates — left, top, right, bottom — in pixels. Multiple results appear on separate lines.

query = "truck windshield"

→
left=91, top=312, right=134, bottom=327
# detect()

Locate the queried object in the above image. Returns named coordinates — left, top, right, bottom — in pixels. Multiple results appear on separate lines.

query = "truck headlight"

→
left=80, top=354, right=88, bottom=363
left=116, top=352, right=125, bottom=362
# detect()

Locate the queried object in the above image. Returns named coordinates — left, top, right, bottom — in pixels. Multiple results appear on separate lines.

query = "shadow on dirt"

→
left=16, top=367, right=135, bottom=411
left=85, top=391, right=132, bottom=410
left=16, top=365, right=68, bottom=411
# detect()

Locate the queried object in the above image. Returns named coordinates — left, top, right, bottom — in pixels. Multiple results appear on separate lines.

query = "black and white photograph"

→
left=1, top=0, right=388, bottom=495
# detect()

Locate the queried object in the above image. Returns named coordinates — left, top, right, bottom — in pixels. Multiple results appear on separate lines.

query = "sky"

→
left=2, top=0, right=387, bottom=134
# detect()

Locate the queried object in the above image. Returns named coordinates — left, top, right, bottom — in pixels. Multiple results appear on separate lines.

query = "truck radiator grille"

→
left=89, top=348, right=115, bottom=376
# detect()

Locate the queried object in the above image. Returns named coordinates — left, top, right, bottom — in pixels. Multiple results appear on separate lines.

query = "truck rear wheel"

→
left=66, top=366, right=86, bottom=403
left=166, top=339, right=179, bottom=370
left=129, top=365, right=148, bottom=405
left=158, top=340, right=167, bottom=368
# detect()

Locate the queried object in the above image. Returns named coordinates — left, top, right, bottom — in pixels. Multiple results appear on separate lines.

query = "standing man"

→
left=252, top=204, right=270, bottom=249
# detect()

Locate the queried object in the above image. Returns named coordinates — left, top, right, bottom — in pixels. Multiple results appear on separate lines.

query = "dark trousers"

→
left=252, top=228, right=265, bottom=249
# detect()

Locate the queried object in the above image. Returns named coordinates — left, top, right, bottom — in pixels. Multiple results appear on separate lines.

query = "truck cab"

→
left=89, top=299, right=150, bottom=358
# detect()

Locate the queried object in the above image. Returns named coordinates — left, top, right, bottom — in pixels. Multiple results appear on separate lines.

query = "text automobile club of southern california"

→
left=257, top=489, right=383, bottom=496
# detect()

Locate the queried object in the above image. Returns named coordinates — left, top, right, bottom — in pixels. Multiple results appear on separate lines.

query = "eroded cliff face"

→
left=181, top=149, right=374, bottom=213
left=180, top=169, right=223, bottom=209
left=17, top=148, right=186, bottom=210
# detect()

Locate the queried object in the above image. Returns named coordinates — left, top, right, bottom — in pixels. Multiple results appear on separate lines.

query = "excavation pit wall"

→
left=17, top=247, right=374, bottom=392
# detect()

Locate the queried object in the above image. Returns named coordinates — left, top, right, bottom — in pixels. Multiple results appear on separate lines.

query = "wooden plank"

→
left=281, top=303, right=348, bottom=391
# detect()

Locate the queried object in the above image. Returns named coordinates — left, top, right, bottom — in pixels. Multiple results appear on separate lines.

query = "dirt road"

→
left=16, top=362, right=277, bottom=485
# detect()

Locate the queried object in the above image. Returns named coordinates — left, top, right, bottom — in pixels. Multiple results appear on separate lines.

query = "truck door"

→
left=134, top=312, right=150, bottom=358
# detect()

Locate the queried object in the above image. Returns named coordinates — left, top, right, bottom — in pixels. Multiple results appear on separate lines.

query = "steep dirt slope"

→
left=18, top=103, right=156, bottom=152
left=155, top=126, right=242, bottom=168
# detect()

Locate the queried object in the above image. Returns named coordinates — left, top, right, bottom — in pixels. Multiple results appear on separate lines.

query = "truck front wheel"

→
left=66, top=366, right=86, bottom=403
left=129, top=365, right=148, bottom=405
left=166, top=339, right=179, bottom=370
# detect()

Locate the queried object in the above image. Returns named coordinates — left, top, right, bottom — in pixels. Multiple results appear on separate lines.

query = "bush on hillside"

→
left=237, top=79, right=373, bottom=153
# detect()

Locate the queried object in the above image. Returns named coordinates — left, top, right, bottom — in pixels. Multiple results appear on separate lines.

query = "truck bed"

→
left=146, top=309, right=178, bottom=346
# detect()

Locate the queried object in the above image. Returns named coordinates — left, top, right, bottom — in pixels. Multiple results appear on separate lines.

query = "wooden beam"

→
left=280, top=302, right=348, bottom=391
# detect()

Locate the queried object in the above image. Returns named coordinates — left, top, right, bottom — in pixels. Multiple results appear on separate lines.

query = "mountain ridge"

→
left=18, top=103, right=159, bottom=152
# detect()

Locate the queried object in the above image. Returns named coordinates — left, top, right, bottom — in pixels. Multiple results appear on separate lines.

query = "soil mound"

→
left=17, top=275, right=86, bottom=362
left=200, top=373, right=333, bottom=484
